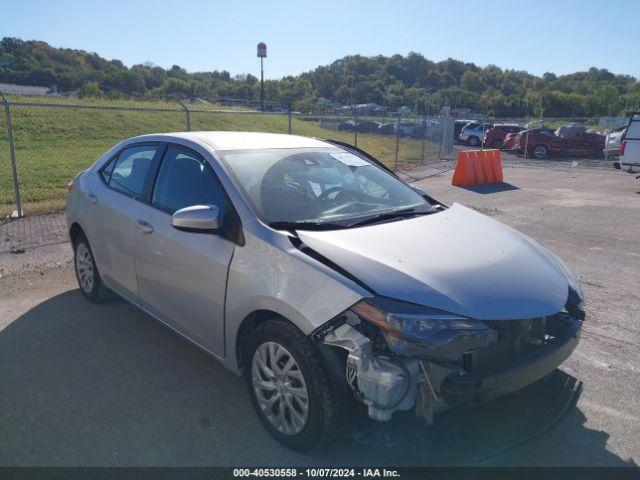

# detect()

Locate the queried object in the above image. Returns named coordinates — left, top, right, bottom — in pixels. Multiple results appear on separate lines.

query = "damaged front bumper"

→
left=441, top=316, right=581, bottom=406
left=319, top=306, right=583, bottom=424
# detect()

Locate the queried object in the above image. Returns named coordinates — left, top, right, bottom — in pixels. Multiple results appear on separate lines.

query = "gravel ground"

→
left=0, top=163, right=638, bottom=467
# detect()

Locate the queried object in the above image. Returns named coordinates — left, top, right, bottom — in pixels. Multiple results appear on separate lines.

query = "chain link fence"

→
left=0, top=98, right=457, bottom=221
left=0, top=95, right=628, bottom=253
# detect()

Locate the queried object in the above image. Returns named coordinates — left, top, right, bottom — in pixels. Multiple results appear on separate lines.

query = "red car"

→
left=512, top=125, right=605, bottom=159
left=503, top=132, right=518, bottom=150
left=483, top=124, right=524, bottom=149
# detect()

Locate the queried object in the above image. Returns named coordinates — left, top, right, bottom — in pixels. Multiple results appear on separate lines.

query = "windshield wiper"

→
left=344, top=205, right=436, bottom=228
left=269, top=220, right=347, bottom=231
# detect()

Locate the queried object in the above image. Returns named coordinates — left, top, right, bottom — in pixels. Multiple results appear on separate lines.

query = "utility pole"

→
left=257, top=42, right=267, bottom=112
left=624, top=83, right=632, bottom=116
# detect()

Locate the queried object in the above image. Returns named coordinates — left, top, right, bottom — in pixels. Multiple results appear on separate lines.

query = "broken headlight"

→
left=350, top=297, right=497, bottom=360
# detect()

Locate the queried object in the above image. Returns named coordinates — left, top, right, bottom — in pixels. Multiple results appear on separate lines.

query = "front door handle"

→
left=136, top=219, right=154, bottom=234
left=87, top=193, right=98, bottom=204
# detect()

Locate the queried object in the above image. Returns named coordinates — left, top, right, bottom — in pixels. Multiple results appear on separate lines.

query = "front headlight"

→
left=350, top=298, right=496, bottom=358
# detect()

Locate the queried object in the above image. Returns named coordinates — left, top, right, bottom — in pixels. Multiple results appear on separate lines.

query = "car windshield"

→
left=219, top=147, right=430, bottom=228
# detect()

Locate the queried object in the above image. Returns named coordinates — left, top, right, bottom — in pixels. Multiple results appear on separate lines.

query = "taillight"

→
left=67, top=179, right=74, bottom=192
left=620, top=140, right=626, bottom=157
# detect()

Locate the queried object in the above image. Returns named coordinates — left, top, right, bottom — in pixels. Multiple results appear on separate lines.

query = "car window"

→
left=220, top=147, right=427, bottom=225
left=152, top=145, right=228, bottom=214
left=627, top=118, right=640, bottom=139
left=103, top=145, right=157, bottom=198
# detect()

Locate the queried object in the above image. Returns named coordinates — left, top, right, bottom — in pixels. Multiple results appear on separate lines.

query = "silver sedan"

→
left=66, top=132, right=585, bottom=451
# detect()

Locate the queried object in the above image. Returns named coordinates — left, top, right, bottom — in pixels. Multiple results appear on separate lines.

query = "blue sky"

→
left=2, top=0, right=638, bottom=79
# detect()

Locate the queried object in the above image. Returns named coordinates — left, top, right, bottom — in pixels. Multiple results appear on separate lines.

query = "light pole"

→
left=257, top=42, right=267, bottom=111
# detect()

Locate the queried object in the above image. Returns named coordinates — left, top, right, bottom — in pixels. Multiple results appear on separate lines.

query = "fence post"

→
left=354, top=110, right=358, bottom=147
left=288, top=108, right=292, bottom=135
left=420, top=113, right=426, bottom=165
left=394, top=112, right=401, bottom=170
left=1, top=89, right=22, bottom=217
left=179, top=101, right=191, bottom=131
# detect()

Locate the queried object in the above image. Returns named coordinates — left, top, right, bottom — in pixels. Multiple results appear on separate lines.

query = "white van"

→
left=615, top=114, right=640, bottom=176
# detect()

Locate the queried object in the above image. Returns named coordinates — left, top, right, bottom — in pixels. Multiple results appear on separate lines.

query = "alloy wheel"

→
left=75, top=242, right=95, bottom=293
left=533, top=146, right=547, bottom=159
left=251, top=341, right=310, bottom=435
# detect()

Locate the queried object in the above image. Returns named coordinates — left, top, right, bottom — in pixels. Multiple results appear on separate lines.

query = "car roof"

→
left=129, top=131, right=332, bottom=151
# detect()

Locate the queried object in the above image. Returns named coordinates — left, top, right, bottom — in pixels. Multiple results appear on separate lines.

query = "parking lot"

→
left=0, top=162, right=639, bottom=467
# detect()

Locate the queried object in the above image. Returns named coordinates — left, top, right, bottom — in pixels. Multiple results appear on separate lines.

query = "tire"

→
left=532, top=144, right=548, bottom=159
left=492, top=140, right=503, bottom=149
left=73, top=233, right=112, bottom=303
left=468, top=136, right=480, bottom=147
left=244, top=319, right=342, bottom=451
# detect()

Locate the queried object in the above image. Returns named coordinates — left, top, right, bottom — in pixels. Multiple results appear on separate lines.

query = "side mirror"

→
left=172, top=205, right=220, bottom=233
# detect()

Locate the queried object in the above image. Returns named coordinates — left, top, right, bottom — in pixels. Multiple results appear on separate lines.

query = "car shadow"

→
left=459, top=182, right=520, bottom=194
left=0, top=289, right=636, bottom=467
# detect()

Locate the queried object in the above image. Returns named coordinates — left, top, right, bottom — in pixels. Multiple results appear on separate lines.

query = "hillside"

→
left=0, top=37, right=639, bottom=117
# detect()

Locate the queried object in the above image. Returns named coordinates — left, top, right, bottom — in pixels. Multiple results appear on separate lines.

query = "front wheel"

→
left=492, top=140, right=503, bottom=149
left=532, top=144, right=548, bottom=159
left=468, top=136, right=480, bottom=147
left=244, top=319, right=342, bottom=451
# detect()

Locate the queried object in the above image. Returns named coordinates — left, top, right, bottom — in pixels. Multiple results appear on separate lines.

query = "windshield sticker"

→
left=329, top=152, right=371, bottom=167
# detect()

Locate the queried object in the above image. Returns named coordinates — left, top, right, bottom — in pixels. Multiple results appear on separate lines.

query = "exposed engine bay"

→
left=319, top=306, right=583, bottom=423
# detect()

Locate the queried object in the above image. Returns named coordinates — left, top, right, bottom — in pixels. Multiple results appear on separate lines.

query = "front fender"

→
left=221, top=229, right=365, bottom=374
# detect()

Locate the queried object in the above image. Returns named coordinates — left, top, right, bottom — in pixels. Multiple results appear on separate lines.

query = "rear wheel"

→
left=532, top=144, right=548, bottom=159
left=73, top=234, right=112, bottom=303
left=244, top=319, right=342, bottom=451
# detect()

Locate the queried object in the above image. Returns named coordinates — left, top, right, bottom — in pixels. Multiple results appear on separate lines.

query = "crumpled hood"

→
left=296, top=203, right=569, bottom=320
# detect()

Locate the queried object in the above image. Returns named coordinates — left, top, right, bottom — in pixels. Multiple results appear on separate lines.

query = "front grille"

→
left=464, top=317, right=557, bottom=374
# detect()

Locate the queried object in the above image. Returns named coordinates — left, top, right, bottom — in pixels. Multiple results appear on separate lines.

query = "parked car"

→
left=355, top=120, right=380, bottom=133
left=502, top=132, right=518, bottom=150
left=396, top=121, right=420, bottom=137
left=411, top=120, right=443, bottom=140
left=337, top=120, right=356, bottom=132
left=614, top=114, right=640, bottom=175
left=503, top=128, right=553, bottom=150
left=454, top=120, right=473, bottom=140
left=483, top=124, right=524, bottom=149
left=512, top=124, right=605, bottom=159
left=66, top=132, right=585, bottom=451
left=377, top=123, right=396, bottom=135
left=604, top=126, right=626, bottom=158
left=338, top=120, right=380, bottom=133
left=459, top=122, right=494, bottom=146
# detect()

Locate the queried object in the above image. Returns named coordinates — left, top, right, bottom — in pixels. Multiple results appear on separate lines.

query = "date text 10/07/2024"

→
left=232, top=468, right=401, bottom=478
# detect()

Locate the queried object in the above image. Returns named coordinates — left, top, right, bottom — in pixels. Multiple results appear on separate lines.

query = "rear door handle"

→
left=87, top=193, right=97, bottom=204
left=136, top=219, right=154, bottom=234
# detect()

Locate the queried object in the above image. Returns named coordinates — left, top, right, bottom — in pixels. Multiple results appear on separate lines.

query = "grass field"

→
left=0, top=96, right=442, bottom=217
